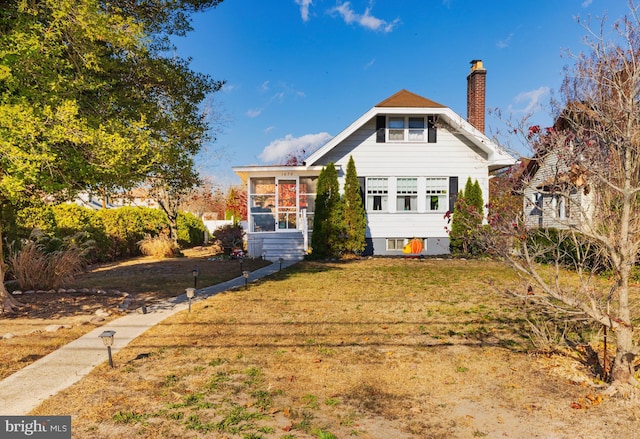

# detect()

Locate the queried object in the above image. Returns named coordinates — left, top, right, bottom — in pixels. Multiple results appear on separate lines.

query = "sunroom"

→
left=233, top=166, right=327, bottom=260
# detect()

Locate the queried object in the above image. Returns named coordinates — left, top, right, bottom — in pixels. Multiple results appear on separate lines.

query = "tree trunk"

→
left=610, top=326, right=637, bottom=386
left=0, top=281, right=22, bottom=313
left=0, top=227, right=22, bottom=313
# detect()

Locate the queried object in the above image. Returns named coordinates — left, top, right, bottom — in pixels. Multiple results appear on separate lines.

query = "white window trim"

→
left=386, top=116, right=426, bottom=142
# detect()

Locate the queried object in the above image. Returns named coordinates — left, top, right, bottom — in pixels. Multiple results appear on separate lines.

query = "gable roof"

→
left=376, top=89, right=446, bottom=108
left=304, top=90, right=514, bottom=171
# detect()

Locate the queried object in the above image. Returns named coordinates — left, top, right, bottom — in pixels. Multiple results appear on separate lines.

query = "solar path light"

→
left=243, top=270, right=250, bottom=290
left=99, top=330, right=116, bottom=368
left=192, top=268, right=199, bottom=289
left=186, top=287, right=196, bottom=313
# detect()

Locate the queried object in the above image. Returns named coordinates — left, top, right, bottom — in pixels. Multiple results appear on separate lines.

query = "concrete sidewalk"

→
left=0, top=260, right=298, bottom=415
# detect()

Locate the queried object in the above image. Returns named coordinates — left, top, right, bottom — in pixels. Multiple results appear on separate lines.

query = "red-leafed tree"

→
left=225, top=186, right=247, bottom=224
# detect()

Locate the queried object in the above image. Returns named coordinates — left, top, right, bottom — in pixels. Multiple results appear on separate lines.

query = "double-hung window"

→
left=367, top=178, right=388, bottom=211
left=408, top=117, right=425, bottom=141
left=387, top=117, right=427, bottom=142
left=388, top=117, right=405, bottom=141
left=425, top=177, right=448, bottom=212
left=396, top=178, right=418, bottom=211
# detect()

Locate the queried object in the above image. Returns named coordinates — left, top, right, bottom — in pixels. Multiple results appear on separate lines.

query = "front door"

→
left=277, top=179, right=297, bottom=230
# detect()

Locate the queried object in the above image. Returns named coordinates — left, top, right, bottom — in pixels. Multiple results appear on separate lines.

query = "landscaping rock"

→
left=12, top=290, right=23, bottom=295
left=89, top=316, right=106, bottom=324
left=94, top=309, right=110, bottom=317
left=3, top=333, right=14, bottom=339
left=45, top=324, right=72, bottom=332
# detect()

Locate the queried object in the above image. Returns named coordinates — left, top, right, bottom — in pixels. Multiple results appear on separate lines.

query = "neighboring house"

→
left=233, top=60, right=515, bottom=260
left=75, top=188, right=160, bottom=210
left=522, top=148, right=592, bottom=230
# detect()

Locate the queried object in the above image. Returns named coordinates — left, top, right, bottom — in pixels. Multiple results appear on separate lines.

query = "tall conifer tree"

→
left=341, top=156, right=367, bottom=255
left=311, top=163, right=341, bottom=259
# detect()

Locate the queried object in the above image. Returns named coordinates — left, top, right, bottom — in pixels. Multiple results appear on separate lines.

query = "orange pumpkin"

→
left=402, top=238, right=423, bottom=254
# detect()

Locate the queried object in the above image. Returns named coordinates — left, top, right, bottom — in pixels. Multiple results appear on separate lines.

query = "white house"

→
left=233, top=60, right=515, bottom=260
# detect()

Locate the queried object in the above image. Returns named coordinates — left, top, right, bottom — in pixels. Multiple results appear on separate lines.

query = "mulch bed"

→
left=3, top=291, right=130, bottom=320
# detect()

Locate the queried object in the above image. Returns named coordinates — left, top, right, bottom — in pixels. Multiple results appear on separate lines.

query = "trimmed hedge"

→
left=177, top=211, right=206, bottom=247
left=14, top=204, right=206, bottom=262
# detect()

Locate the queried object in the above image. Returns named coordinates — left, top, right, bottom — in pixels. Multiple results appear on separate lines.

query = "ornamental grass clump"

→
left=138, top=234, right=180, bottom=258
left=8, top=232, right=93, bottom=290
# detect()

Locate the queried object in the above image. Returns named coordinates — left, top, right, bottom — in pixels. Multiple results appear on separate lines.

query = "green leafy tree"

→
left=340, top=156, right=367, bottom=255
left=311, top=163, right=342, bottom=259
left=0, top=0, right=223, bottom=311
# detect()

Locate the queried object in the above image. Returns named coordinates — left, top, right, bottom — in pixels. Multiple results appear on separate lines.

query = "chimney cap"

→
left=469, top=59, right=485, bottom=72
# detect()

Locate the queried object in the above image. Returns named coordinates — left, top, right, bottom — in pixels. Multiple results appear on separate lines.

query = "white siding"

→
left=317, top=117, right=489, bottom=242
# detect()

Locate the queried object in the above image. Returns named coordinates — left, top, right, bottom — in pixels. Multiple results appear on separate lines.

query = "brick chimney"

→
left=467, top=59, right=486, bottom=133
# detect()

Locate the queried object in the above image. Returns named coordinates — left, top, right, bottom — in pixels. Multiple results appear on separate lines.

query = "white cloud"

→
left=259, top=132, right=333, bottom=163
left=329, top=2, right=400, bottom=33
left=260, top=80, right=270, bottom=92
left=295, top=0, right=313, bottom=21
left=508, top=86, right=551, bottom=114
left=364, top=58, right=376, bottom=70
left=497, top=33, right=514, bottom=49
left=581, top=0, right=593, bottom=7
left=247, top=108, right=262, bottom=118
left=221, top=83, right=237, bottom=93
left=264, top=126, right=275, bottom=134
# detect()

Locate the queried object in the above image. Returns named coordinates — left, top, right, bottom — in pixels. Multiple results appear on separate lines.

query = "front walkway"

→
left=0, top=260, right=298, bottom=415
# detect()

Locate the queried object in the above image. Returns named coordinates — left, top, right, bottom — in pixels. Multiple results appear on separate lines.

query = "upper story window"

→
left=367, top=177, right=388, bottom=211
left=379, top=116, right=435, bottom=143
left=408, top=117, right=425, bottom=141
left=388, top=117, right=405, bottom=141
left=396, top=177, right=418, bottom=211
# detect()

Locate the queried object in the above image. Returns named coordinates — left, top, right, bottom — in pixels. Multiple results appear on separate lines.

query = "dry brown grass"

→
left=8, top=240, right=87, bottom=290
left=0, top=246, right=270, bottom=380
left=138, top=235, right=180, bottom=258
left=29, top=258, right=640, bottom=438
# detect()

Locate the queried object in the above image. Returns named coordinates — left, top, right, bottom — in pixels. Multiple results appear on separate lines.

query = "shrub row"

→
left=15, top=204, right=205, bottom=262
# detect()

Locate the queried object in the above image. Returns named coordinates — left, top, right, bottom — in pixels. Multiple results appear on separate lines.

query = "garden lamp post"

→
left=239, top=258, right=244, bottom=275
left=186, top=287, right=196, bottom=313
left=192, top=268, right=199, bottom=289
left=262, top=250, right=267, bottom=261
left=99, top=330, right=116, bottom=368
left=278, top=257, right=284, bottom=272
left=243, top=270, right=250, bottom=290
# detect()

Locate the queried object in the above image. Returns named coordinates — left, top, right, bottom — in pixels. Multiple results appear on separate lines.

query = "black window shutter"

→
left=428, top=115, right=437, bottom=143
left=358, top=177, right=366, bottom=205
left=449, top=177, right=458, bottom=212
left=376, top=115, right=385, bottom=143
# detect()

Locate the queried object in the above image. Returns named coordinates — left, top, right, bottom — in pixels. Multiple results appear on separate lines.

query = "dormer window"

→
left=388, top=117, right=405, bottom=141
left=377, top=116, right=436, bottom=143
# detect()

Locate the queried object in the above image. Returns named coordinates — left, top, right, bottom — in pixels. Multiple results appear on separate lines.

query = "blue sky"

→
left=173, top=0, right=631, bottom=185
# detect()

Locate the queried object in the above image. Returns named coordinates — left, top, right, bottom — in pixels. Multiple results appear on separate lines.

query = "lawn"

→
left=28, top=258, right=640, bottom=438
left=0, top=246, right=270, bottom=380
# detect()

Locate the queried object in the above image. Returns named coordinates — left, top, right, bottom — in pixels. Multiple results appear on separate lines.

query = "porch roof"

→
left=232, top=165, right=328, bottom=183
